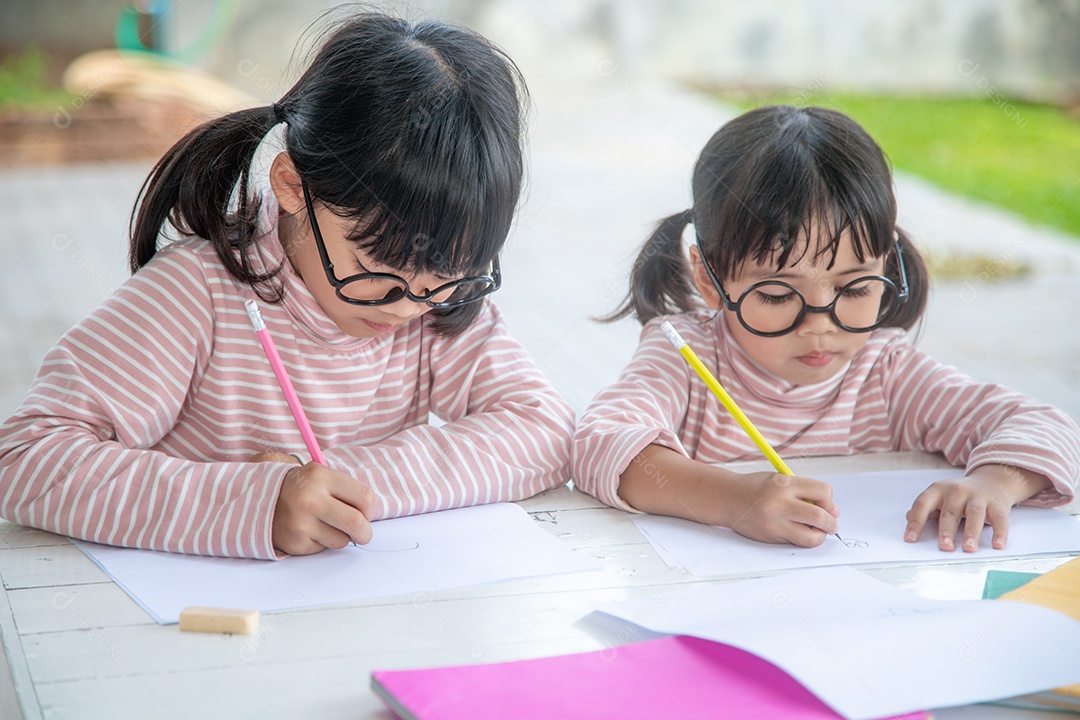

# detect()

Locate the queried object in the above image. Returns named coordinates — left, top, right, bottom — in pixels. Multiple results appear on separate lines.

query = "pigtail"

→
left=129, top=105, right=282, bottom=298
left=885, top=227, right=930, bottom=331
left=599, top=210, right=700, bottom=325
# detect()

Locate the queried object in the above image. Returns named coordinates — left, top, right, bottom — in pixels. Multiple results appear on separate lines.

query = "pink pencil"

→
left=244, top=299, right=326, bottom=464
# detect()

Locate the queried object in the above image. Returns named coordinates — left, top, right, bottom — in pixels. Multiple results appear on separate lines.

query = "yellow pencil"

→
left=660, top=321, right=842, bottom=540
left=660, top=321, right=794, bottom=475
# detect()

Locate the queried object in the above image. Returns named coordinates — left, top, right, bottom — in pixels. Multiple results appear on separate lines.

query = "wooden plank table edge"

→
left=1, top=559, right=43, bottom=720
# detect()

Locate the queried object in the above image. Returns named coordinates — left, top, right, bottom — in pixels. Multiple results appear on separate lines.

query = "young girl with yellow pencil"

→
left=572, top=105, right=1079, bottom=551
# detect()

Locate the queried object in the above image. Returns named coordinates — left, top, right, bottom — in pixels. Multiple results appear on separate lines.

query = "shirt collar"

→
left=250, top=192, right=378, bottom=350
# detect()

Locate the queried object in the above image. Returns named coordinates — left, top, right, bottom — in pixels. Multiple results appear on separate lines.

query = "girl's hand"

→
left=904, top=465, right=1052, bottom=552
left=271, top=462, right=377, bottom=556
left=617, top=444, right=839, bottom=548
left=724, top=471, right=840, bottom=548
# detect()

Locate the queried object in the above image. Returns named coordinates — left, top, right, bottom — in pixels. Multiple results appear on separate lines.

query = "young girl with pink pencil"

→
left=0, top=12, right=573, bottom=559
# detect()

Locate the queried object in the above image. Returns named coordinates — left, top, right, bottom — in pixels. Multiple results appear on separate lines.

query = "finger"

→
left=343, top=485, right=378, bottom=518
left=329, top=476, right=377, bottom=519
left=282, top=515, right=354, bottom=554
left=903, top=518, right=922, bottom=543
left=789, top=500, right=839, bottom=536
left=275, top=527, right=337, bottom=556
left=320, top=496, right=373, bottom=545
left=986, top=504, right=1010, bottom=550
left=782, top=523, right=829, bottom=549
left=789, top=478, right=841, bottom=521
left=307, top=521, right=353, bottom=552
left=960, top=501, right=988, bottom=552
left=937, top=496, right=966, bottom=552
left=810, top=496, right=840, bottom=518
left=790, top=477, right=834, bottom=505
left=904, top=488, right=942, bottom=543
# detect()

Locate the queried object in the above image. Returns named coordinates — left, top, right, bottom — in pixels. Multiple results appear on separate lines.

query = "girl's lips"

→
left=797, top=351, right=836, bottom=368
left=362, top=318, right=398, bottom=334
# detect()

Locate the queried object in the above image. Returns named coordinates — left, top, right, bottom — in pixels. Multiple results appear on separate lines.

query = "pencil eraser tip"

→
left=179, top=606, right=259, bottom=635
left=660, top=321, right=684, bottom=348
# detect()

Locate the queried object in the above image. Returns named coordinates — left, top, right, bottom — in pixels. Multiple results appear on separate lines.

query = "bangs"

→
left=727, top=170, right=880, bottom=274
left=701, top=105, right=896, bottom=280
left=305, top=34, right=521, bottom=279
left=325, top=103, right=515, bottom=277
left=339, top=151, right=508, bottom=278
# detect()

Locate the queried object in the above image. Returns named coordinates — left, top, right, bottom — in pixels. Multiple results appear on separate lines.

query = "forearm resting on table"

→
left=617, top=443, right=735, bottom=526
left=967, top=463, right=1054, bottom=504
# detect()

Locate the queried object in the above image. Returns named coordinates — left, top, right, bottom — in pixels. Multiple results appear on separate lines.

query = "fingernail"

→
left=963, top=538, right=976, bottom=551
left=942, top=537, right=954, bottom=550
left=905, top=531, right=917, bottom=542
left=994, top=538, right=1005, bottom=549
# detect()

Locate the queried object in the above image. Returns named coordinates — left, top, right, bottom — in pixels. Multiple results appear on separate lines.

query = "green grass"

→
left=714, top=91, right=1080, bottom=242
left=0, top=49, right=74, bottom=111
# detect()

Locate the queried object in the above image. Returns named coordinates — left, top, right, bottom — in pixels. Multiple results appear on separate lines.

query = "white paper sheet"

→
left=632, top=468, right=1080, bottom=576
left=594, top=566, right=1080, bottom=720
left=74, top=503, right=599, bottom=624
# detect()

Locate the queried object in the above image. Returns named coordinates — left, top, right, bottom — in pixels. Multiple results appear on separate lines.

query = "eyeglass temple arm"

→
left=696, top=245, right=737, bottom=309
left=893, top=238, right=910, bottom=301
left=301, top=182, right=338, bottom=277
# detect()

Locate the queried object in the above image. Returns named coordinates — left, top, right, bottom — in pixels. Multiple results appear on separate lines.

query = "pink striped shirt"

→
left=0, top=210, right=573, bottom=559
left=572, top=311, right=1079, bottom=511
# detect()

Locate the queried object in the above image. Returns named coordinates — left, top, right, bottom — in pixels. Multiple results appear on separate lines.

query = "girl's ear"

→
left=689, top=245, right=722, bottom=310
left=269, top=152, right=306, bottom=216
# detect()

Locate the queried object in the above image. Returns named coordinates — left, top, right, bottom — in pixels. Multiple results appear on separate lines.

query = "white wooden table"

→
left=1, top=452, right=1075, bottom=719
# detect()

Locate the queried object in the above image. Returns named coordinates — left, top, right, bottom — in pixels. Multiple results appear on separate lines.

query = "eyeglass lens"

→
left=738, top=278, right=900, bottom=335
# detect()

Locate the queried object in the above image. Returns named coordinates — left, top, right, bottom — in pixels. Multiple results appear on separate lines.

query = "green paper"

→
left=982, top=569, right=1040, bottom=599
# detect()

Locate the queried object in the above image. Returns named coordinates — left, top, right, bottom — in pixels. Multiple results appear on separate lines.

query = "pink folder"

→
left=371, top=635, right=930, bottom=720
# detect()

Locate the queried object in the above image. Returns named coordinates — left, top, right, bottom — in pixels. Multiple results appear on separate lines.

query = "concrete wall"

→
left=172, top=0, right=1080, bottom=103
left=633, top=0, right=1080, bottom=102
left=5, top=0, right=1080, bottom=103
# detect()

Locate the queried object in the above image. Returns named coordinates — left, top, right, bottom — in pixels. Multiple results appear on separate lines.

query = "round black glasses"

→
left=699, top=241, right=910, bottom=337
left=301, top=183, right=501, bottom=308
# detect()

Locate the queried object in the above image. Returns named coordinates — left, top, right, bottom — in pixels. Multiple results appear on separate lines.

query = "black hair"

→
left=604, top=105, right=929, bottom=331
left=130, top=11, right=528, bottom=335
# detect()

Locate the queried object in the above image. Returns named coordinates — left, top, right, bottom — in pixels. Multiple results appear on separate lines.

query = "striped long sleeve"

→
left=572, top=312, right=1079, bottom=511
left=0, top=238, right=573, bottom=559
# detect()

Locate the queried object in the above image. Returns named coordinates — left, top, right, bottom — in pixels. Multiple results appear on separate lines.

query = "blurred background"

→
left=1, top=0, right=1079, bottom=423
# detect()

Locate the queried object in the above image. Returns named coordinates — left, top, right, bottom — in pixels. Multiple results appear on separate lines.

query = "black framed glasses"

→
left=699, top=240, right=910, bottom=337
left=301, top=182, right=501, bottom=308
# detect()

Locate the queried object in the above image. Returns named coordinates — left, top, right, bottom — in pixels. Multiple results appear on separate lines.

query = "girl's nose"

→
left=796, top=306, right=840, bottom=335
left=379, top=296, right=430, bottom=319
